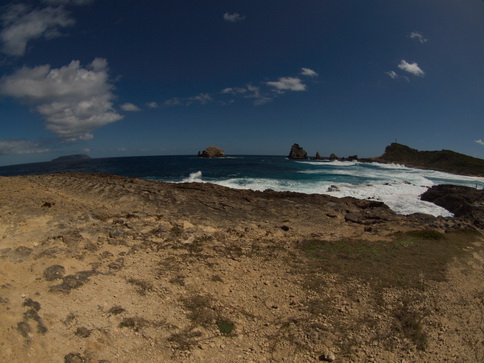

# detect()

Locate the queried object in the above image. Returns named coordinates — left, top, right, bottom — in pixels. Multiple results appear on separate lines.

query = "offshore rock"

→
left=288, top=144, right=308, bottom=159
left=198, top=146, right=225, bottom=158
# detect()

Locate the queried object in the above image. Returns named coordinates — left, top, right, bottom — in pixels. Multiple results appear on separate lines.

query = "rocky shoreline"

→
left=0, top=173, right=483, bottom=362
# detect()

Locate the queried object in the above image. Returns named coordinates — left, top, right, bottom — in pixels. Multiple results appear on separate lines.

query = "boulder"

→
left=198, top=146, right=225, bottom=158
left=288, top=144, right=308, bottom=159
left=420, top=184, right=484, bottom=229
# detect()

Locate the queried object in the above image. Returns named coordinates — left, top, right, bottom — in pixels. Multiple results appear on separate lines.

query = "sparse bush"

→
left=217, top=320, right=235, bottom=335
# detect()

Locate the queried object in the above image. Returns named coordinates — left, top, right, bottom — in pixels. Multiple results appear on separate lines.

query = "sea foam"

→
left=176, top=161, right=483, bottom=217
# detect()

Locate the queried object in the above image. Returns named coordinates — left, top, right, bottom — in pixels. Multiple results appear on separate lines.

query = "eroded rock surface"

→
left=0, top=173, right=482, bottom=362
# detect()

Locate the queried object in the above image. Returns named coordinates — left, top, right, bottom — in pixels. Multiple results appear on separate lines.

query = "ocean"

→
left=1, top=155, right=483, bottom=217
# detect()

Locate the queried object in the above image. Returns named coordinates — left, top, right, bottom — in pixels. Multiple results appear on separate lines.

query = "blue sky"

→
left=1, top=0, right=484, bottom=166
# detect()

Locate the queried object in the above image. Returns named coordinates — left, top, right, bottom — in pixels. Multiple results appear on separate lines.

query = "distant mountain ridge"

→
left=368, top=143, right=484, bottom=177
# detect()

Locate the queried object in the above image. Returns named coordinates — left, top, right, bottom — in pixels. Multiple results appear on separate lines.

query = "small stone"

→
left=319, top=350, right=336, bottom=362
left=75, top=327, right=91, bottom=338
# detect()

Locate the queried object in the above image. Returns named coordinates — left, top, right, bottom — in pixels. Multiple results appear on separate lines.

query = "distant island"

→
left=197, top=146, right=225, bottom=158
left=51, top=154, right=91, bottom=162
left=364, top=143, right=484, bottom=177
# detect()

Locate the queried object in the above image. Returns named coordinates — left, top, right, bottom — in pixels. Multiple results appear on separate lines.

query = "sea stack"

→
left=198, top=146, right=225, bottom=158
left=288, top=144, right=308, bottom=159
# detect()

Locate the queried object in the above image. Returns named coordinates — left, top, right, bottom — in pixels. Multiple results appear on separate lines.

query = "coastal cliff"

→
left=368, top=143, right=484, bottom=176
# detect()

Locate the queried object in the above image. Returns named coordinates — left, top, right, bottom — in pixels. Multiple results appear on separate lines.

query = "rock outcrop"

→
left=421, top=184, right=484, bottom=229
left=288, top=144, right=308, bottom=159
left=198, top=146, right=225, bottom=158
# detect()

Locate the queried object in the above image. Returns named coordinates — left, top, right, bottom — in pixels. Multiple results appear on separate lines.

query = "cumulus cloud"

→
left=0, top=140, right=49, bottom=155
left=475, top=139, right=484, bottom=146
left=223, top=12, right=246, bottom=23
left=121, top=103, right=140, bottom=111
left=0, top=4, right=75, bottom=56
left=398, top=60, right=425, bottom=77
left=409, top=31, right=428, bottom=44
left=0, top=58, right=122, bottom=141
left=301, top=68, right=318, bottom=77
left=266, top=77, right=307, bottom=92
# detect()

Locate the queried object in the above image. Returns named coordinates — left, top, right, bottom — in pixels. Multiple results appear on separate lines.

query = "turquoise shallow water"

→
left=1, top=155, right=482, bottom=216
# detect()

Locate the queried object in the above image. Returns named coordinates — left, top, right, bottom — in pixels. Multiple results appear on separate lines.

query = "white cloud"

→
left=221, top=84, right=272, bottom=105
left=385, top=70, right=399, bottom=79
left=475, top=139, right=484, bottom=146
left=121, top=103, right=140, bottom=111
left=245, top=84, right=273, bottom=105
left=398, top=60, right=425, bottom=77
left=223, top=12, right=246, bottom=23
left=0, top=140, right=49, bottom=155
left=170, top=70, right=312, bottom=107
left=266, top=77, right=307, bottom=92
left=301, top=68, right=318, bottom=77
left=409, top=31, right=428, bottom=44
left=146, top=101, right=159, bottom=108
left=0, top=58, right=123, bottom=141
left=192, top=93, right=212, bottom=104
left=0, top=4, right=75, bottom=56
left=221, top=87, right=247, bottom=95
left=163, top=97, right=183, bottom=107
left=163, top=93, right=213, bottom=107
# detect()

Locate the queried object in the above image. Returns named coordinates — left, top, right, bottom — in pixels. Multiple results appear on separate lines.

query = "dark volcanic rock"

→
left=198, top=146, right=225, bottom=158
left=50, top=270, right=97, bottom=293
left=64, top=353, right=88, bottom=363
left=12, top=246, right=33, bottom=258
left=288, top=144, right=308, bottom=159
left=421, top=184, right=484, bottom=229
left=43, top=265, right=66, bottom=281
left=75, top=327, right=91, bottom=338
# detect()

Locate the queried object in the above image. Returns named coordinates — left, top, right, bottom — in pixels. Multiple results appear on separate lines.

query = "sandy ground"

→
left=0, top=173, right=482, bottom=362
